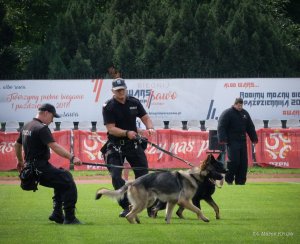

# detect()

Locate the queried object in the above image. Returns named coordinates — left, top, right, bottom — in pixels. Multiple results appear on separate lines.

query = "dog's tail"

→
left=95, top=183, right=131, bottom=201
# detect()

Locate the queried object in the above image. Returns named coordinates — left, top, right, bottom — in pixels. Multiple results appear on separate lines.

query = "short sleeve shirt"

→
left=102, top=96, right=147, bottom=132
left=16, top=118, right=55, bottom=161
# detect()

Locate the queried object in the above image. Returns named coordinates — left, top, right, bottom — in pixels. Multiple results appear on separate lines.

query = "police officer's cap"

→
left=38, top=103, right=61, bottom=118
left=112, top=78, right=127, bottom=91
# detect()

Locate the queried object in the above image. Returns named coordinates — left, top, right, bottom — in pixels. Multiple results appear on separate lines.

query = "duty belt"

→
left=111, top=138, right=131, bottom=146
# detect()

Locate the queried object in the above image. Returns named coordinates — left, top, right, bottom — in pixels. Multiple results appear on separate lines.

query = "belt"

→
left=110, top=138, right=131, bottom=146
left=119, top=139, right=127, bottom=146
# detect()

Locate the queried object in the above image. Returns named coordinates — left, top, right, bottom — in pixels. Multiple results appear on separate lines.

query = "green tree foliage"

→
left=0, top=1, right=18, bottom=76
left=1, top=0, right=299, bottom=79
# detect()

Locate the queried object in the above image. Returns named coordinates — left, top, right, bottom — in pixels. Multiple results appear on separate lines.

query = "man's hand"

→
left=127, top=130, right=138, bottom=140
left=147, top=128, right=155, bottom=136
left=72, top=156, right=82, bottom=166
left=16, top=161, right=24, bottom=173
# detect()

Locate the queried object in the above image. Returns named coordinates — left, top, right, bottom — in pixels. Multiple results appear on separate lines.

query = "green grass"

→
left=0, top=182, right=299, bottom=243
left=1, top=166, right=300, bottom=178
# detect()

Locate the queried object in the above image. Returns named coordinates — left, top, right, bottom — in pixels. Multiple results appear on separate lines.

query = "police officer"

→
left=102, top=78, right=155, bottom=217
left=217, top=98, right=258, bottom=185
left=14, top=103, right=82, bottom=224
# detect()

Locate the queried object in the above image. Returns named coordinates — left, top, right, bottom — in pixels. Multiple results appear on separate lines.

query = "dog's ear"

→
left=216, top=153, right=222, bottom=161
left=208, top=153, right=215, bottom=160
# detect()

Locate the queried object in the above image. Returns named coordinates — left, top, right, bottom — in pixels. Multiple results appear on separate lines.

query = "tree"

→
left=0, top=2, right=18, bottom=76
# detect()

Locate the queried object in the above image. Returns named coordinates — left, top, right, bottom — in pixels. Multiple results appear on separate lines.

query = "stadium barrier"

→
left=0, top=127, right=299, bottom=170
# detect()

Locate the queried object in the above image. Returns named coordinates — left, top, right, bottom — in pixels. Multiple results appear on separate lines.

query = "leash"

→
left=81, top=162, right=168, bottom=172
left=136, top=135, right=195, bottom=167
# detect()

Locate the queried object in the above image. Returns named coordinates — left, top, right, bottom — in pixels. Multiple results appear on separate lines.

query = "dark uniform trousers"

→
left=226, top=140, right=248, bottom=185
left=37, top=161, right=77, bottom=210
left=106, top=141, right=148, bottom=209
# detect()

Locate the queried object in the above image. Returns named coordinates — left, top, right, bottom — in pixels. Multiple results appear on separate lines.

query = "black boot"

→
left=49, top=200, right=64, bottom=224
left=63, top=208, right=82, bottom=224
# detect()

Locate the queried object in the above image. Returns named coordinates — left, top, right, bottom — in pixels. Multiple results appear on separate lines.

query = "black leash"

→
left=136, top=135, right=195, bottom=167
left=81, top=162, right=168, bottom=172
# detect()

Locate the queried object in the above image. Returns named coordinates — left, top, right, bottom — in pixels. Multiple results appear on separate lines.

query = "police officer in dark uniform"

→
left=102, top=78, right=155, bottom=217
left=14, top=103, right=82, bottom=224
left=217, top=98, right=258, bottom=185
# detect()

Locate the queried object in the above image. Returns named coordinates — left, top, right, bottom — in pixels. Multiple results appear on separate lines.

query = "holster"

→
left=140, top=138, right=148, bottom=150
left=19, top=163, right=40, bottom=192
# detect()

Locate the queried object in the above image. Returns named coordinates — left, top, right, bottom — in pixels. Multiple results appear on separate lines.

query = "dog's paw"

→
left=199, top=214, right=210, bottom=222
left=202, top=217, right=210, bottom=222
left=176, top=211, right=184, bottom=219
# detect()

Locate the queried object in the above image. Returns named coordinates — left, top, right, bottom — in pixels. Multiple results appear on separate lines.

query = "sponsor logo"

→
left=206, top=99, right=219, bottom=120
left=265, top=133, right=291, bottom=162
left=91, top=79, right=104, bottom=102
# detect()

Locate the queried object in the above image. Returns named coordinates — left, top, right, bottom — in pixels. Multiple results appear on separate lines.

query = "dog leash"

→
left=81, top=162, right=168, bottom=172
left=136, top=135, right=195, bottom=167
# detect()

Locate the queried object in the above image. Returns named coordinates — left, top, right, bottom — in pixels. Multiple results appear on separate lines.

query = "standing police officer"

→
left=14, top=103, right=82, bottom=224
left=217, top=98, right=258, bottom=185
left=102, top=78, right=155, bottom=217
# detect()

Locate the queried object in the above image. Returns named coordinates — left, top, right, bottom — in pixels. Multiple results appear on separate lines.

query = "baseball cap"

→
left=38, top=103, right=61, bottom=118
left=234, top=97, right=244, bottom=104
left=112, top=78, right=127, bottom=90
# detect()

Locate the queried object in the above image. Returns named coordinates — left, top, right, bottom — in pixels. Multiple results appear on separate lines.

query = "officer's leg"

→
left=235, top=142, right=248, bottom=185
left=48, top=190, right=64, bottom=224
left=126, top=145, right=149, bottom=179
left=225, top=142, right=240, bottom=184
left=106, top=150, right=130, bottom=214
left=39, top=164, right=81, bottom=224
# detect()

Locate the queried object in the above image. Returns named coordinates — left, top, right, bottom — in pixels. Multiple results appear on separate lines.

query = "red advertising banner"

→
left=50, top=130, right=72, bottom=169
left=0, top=132, right=19, bottom=170
left=255, top=128, right=300, bottom=168
left=0, top=130, right=71, bottom=170
left=74, top=129, right=215, bottom=170
left=1, top=129, right=300, bottom=171
left=73, top=130, right=107, bottom=170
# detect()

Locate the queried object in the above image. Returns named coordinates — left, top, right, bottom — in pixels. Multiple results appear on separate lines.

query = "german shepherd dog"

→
left=151, top=154, right=227, bottom=220
left=95, top=154, right=225, bottom=224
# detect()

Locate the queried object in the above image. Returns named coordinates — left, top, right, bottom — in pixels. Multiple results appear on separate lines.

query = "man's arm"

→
left=48, top=142, right=82, bottom=165
left=140, top=114, right=155, bottom=135
left=246, top=112, right=258, bottom=143
left=14, top=142, right=24, bottom=173
left=217, top=110, right=229, bottom=144
left=105, top=123, right=138, bottom=140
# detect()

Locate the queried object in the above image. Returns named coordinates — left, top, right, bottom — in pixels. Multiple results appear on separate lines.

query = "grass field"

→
left=1, top=166, right=300, bottom=178
left=0, top=182, right=299, bottom=243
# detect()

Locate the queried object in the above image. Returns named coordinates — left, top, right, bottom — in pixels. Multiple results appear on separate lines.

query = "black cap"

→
left=234, top=97, right=244, bottom=104
left=38, top=103, right=60, bottom=118
left=112, top=78, right=127, bottom=90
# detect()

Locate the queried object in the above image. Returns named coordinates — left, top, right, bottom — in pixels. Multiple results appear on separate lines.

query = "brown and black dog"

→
left=151, top=154, right=227, bottom=220
left=95, top=154, right=226, bottom=224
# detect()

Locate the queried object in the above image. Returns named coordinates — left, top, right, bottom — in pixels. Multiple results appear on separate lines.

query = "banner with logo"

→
left=255, top=128, right=300, bottom=168
left=73, top=130, right=107, bottom=170
left=1, top=78, right=299, bottom=123
left=1, top=129, right=300, bottom=170
left=0, top=132, right=18, bottom=170
left=73, top=129, right=252, bottom=170
left=0, top=130, right=71, bottom=170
